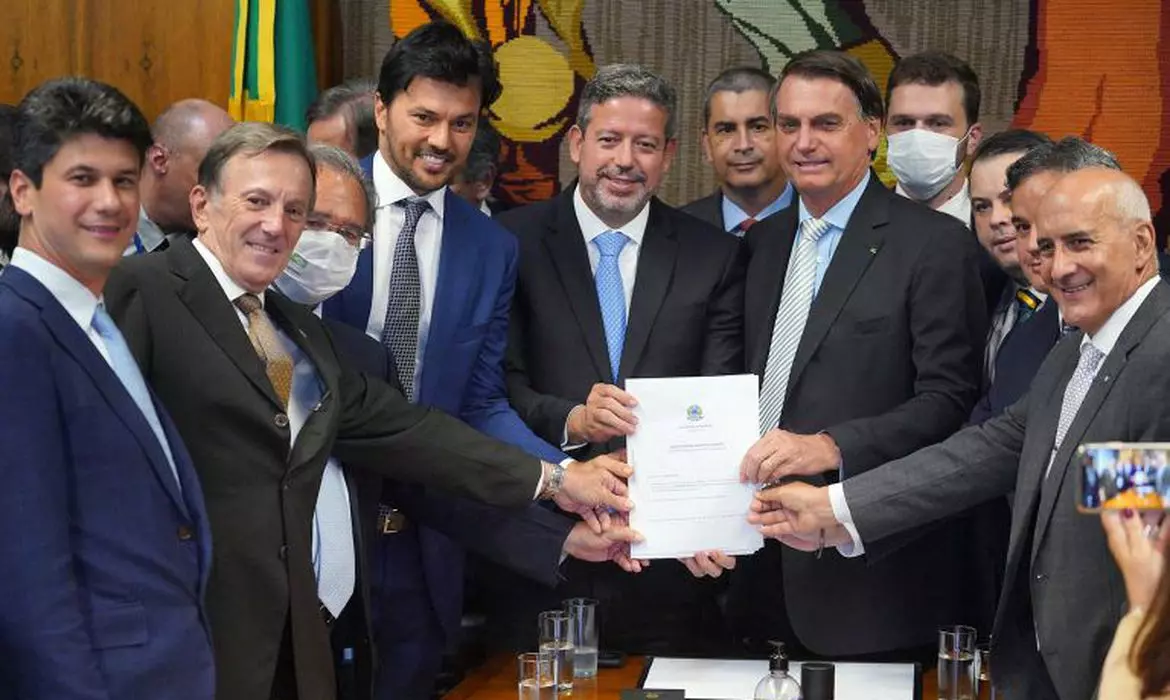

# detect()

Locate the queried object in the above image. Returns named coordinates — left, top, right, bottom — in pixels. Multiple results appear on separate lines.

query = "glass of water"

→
left=564, top=598, right=599, bottom=679
left=937, top=625, right=977, bottom=700
left=975, top=643, right=996, bottom=700
left=539, top=609, right=575, bottom=693
left=518, top=652, right=555, bottom=700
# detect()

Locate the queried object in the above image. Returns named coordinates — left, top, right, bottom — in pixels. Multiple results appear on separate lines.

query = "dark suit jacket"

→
left=846, top=280, right=1170, bottom=700
left=494, top=188, right=746, bottom=654
left=679, top=190, right=724, bottom=230
left=0, top=266, right=214, bottom=700
left=970, top=299, right=1061, bottom=425
left=103, top=238, right=544, bottom=700
left=729, top=175, right=989, bottom=656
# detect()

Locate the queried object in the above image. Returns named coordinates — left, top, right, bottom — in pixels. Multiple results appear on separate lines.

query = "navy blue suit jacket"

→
left=970, top=299, right=1062, bottom=425
left=0, top=266, right=214, bottom=700
left=323, top=155, right=568, bottom=643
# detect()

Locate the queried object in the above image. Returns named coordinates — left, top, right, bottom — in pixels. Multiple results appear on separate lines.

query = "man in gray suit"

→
left=750, top=167, right=1170, bottom=700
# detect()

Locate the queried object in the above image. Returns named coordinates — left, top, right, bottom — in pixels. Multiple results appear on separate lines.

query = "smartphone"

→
left=1077, top=442, right=1170, bottom=513
left=597, top=650, right=627, bottom=668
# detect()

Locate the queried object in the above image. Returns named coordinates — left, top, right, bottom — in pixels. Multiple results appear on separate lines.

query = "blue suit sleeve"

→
left=458, top=236, right=568, bottom=464
left=0, top=317, right=111, bottom=699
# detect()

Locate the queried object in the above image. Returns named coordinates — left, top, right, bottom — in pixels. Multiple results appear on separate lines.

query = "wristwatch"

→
left=539, top=460, right=569, bottom=500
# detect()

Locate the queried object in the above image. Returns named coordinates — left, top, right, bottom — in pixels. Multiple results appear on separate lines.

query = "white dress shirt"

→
left=365, top=152, right=448, bottom=392
left=829, top=274, right=1162, bottom=557
left=896, top=180, right=971, bottom=227
left=573, top=184, right=650, bottom=312
left=10, top=247, right=111, bottom=363
left=193, top=238, right=356, bottom=611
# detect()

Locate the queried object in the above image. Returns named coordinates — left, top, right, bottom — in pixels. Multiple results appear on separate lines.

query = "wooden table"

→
left=445, top=654, right=940, bottom=700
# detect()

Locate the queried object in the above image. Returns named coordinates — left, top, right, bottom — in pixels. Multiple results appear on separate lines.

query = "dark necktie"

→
left=381, top=198, right=430, bottom=401
left=735, top=217, right=757, bottom=236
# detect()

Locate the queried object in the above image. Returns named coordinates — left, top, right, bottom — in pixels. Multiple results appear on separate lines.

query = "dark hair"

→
left=773, top=50, right=884, bottom=123
left=305, top=78, right=378, bottom=158
left=577, top=64, right=678, bottom=139
left=377, top=21, right=500, bottom=110
left=11, top=77, right=151, bottom=189
left=0, top=104, right=16, bottom=258
left=1005, top=136, right=1121, bottom=191
left=1135, top=566, right=1170, bottom=696
left=886, top=51, right=981, bottom=126
left=971, top=129, right=1053, bottom=167
left=702, top=67, right=776, bottom=126
left=463, top=119, right=501, bottom=184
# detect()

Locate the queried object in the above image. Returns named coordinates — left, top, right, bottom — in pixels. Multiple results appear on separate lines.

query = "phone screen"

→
left=1078, top=442, right=1170, bottom=512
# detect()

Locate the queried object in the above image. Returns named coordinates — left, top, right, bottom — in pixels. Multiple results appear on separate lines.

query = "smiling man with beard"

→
left=488, top=64, right=748, bottom=656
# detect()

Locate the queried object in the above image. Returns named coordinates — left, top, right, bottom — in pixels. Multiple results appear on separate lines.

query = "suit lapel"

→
left=785, top=179, right=886, bottom=397
left=746, top=206, right=799, bottom=374
left=420, top=191, right=477, bottom=402
left=2, top=268, right=189, bottom=516
left=169, top=239, right=285, bottom=410
left=545, top=188, right=612, bottom=381
left=1031, top=283, right=1170, bottom=562
left=619, top=200, right=677, bottom=380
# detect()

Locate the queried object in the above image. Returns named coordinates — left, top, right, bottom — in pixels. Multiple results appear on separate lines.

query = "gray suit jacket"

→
left=844, top=280, right=1170, bottom=700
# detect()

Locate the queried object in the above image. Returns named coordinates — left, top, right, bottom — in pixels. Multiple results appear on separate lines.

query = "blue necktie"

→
left=91, top=304, right=182, bottom=489
left=593, top=231, right=629, bottom=381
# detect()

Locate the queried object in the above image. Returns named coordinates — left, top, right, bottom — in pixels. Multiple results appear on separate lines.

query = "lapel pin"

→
left=868, top=245, right=878, bottom=255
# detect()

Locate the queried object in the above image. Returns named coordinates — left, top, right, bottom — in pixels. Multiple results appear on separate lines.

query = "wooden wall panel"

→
left=1, top=0, right=79, bottom=105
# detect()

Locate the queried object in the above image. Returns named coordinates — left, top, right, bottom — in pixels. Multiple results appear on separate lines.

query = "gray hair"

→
left=308, top=143, right=376, bottom=231
left=1005, top=136, right=1121, bottom=191
left=702, top=67, right=775, bottom=126
left=1109, top=175, right=1153, bottom=225
left=576, top=64, right=678, bottom=139
left=198, top=122, right=317, bottom=209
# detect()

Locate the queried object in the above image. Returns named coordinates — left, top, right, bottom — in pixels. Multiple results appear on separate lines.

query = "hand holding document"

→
left=625, top=375, right=764, bottom=559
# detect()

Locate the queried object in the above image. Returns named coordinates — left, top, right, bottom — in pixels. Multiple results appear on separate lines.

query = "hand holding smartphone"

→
left=1077, top=442, right=1170, bottom=513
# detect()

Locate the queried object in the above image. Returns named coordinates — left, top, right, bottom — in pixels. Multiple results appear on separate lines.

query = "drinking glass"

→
left=563, top=598, right=599, bottom=679
left=538, top=609, right=575, bottom=692
left=937, top=625, right=977, bottom=700
left=517, top=651, right=555, bottom=700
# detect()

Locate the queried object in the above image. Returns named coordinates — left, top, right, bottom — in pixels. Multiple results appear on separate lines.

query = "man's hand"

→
left=552, top=454, right=634, bottom=515
left=740, top=429, right=842, bottom=484
left=679, top=551, right=736, bottom=578
left=748, top=482, right=845, bottom=546
left=563, top=516, right=649, bottom=573
left=566, top=384, right=639, bottom=444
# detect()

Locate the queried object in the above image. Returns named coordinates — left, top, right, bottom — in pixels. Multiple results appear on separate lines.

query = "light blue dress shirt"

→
left=794, top=171, right=870, bottom=296
left=721, top=182, right=795, bottom=235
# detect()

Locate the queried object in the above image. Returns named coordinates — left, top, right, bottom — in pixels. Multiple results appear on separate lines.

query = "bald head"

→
left=143, top=99, right=235, bottom=231
left=1035, top=168, right=1157, bottom=335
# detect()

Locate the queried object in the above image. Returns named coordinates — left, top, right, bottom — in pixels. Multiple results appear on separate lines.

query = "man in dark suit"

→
left=0, top=78, right=214, bottom=699
left=681, top=67, right=792, bottom=234
left=494, top=64, right=747, bottom=655
left=104, top=122, right=633, bottom=700
left=728, top=50, right=988, bottom=660
left=754, top=167, right=1170, bottom=700
left=320, top=24, right=635, bottom=700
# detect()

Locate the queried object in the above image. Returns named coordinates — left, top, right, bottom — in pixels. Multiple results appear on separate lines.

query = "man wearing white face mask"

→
left=885, top=51, right=983, bottom=225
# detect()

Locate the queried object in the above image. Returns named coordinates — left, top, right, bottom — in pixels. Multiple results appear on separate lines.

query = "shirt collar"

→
left=9, top=247, right=102, bottom=330
left=137, top=206, right=168, bottom=252
left=894, top=179, right=971, bottom=227
left=798, top=170, right=871, bottom=231
left=373, top=150, right=447, bottom=220
left=573, top=184, right=649, bottom=247
left=720, top=182, right=795, bottom=232
left=479, top=200, right=493, bottom=217
left=192, top=237, right=263, bottom=307
left=1082, top=275, right=1161, bottom=357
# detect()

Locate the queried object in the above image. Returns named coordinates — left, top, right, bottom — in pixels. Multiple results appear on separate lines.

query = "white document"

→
left=625, top=375, right=763, bottom=559
left=643, top=657, right=917, bottom=700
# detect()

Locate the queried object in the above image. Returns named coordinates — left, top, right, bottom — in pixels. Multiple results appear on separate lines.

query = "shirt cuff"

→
left=828, top=483, right=865, bottom=558
left=533, top=462, right=546, bottom=500
left=562, top=406, right=588, bottom=451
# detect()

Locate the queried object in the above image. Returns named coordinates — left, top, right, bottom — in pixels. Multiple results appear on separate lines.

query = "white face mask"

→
left=886, top=128, right=969, bottom=201
left=273, top=229, right=361, bottom=306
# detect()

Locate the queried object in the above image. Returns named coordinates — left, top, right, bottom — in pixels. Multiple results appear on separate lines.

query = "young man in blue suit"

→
left=322, top=22, right=631, bottom=700
left=0, top=78, right=214, bottom=699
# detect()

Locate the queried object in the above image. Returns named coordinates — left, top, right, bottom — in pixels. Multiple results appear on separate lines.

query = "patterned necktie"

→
left=381, top=198, right=430, bottom=401
left=593, top=231, right=630, bottom=381
left=758, top=218, right=830, bottom=436
left=735, top=218, right=758, bottom=236
left=1053, top=342, right=1105, bottom=453
left=235, top=293, right=294, bottom=409
left=92, top=304, right=182, bottom=489
left=1015, top=288, right=1041, bottom=325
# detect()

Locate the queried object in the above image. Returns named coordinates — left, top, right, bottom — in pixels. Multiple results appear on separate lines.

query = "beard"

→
left=581, top=165, right=652, bottom=223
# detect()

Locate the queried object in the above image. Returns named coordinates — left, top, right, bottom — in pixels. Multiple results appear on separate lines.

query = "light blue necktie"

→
left=593, top=231, right=630, bottom=381
left=91, top=304, right=182, bottom=489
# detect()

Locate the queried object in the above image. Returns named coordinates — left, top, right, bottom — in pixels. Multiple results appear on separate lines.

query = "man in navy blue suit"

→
left=322, top=22, right=637, bottom=700
left=0, top=78, right=214, bottom=699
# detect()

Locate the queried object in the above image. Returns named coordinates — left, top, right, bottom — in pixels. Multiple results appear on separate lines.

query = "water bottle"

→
left=753, top=641, right=802, bottom=700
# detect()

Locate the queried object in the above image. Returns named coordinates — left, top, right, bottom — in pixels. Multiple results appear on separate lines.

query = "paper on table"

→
left=642, top=657, right=917, bottom=700
left=625, top=375, right=763, bottom=559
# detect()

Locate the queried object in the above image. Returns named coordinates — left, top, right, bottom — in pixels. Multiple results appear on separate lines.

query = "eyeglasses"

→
left=305, top=215, right=372, bottom=249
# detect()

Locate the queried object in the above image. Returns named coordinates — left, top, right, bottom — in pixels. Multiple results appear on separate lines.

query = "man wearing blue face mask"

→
left=884, top=51, right=983, bottom=225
